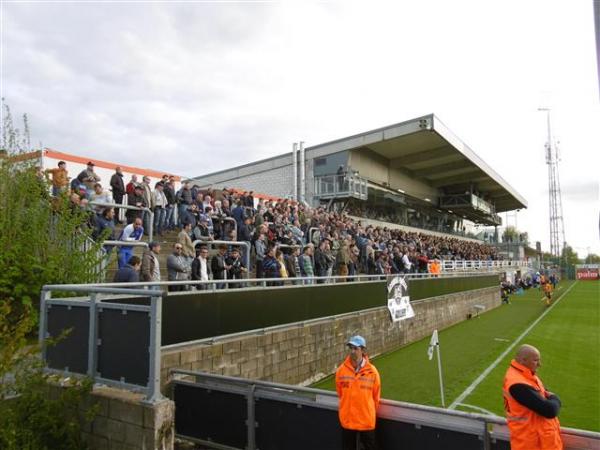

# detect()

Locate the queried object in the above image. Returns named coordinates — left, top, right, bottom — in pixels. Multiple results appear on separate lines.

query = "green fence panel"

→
left=157, top=275, right=499, bottom=346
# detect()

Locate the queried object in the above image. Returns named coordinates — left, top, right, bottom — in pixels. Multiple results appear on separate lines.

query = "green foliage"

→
left=0, top=103, right=103, bottom=449
left=584, top=253, right=600, bottom=264
left=561, top=244, right=580, bottom=267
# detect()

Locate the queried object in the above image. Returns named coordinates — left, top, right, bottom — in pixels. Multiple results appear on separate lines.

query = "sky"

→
left=1, top=0, right=599, bottom=256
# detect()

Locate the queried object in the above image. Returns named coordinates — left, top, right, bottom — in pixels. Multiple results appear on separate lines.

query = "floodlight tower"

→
left=538, top=108, right=566, bottom=258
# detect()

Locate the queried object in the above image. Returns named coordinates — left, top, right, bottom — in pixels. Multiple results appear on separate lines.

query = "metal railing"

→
left=441, top=260, right=532, bottom=271
left=68, top=271, right=496, bottom=292
left=90, top=201, right=154, bottom=242
left=191, top=239, right=252, bottom=278
left=39, top=285, right=164, bottom=403
left=171, top=369, right=600, bottom=450
left=314, top=173, right=368, bottom=200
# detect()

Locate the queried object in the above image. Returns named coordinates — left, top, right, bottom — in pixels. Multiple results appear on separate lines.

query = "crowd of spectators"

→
left=45, top=160, right=502, bottom=286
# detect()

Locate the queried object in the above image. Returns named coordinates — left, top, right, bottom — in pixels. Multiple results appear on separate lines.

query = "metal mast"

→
left=539, top=108, right=566, bottom=257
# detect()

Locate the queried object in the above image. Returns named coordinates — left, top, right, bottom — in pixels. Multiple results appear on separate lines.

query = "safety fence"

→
left=49, top=273, right=497, bottom=347
left=39, top=285, right=164, bottom=402
left=171, top=369, right=600, bottom=450
left=441, top=260, right=531, bottom=271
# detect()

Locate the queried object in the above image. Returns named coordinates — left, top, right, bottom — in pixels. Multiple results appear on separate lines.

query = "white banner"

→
left=387, top=276, right=414, bottom=322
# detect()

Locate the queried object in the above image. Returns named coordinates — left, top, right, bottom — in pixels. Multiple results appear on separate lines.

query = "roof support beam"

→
left=431, top=173, right=488, bottom=188
left=389, top=145, right=451, bottom=167
left=412, top=159, right=471, bottom=177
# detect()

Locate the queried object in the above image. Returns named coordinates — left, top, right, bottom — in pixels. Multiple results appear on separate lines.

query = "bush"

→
left=0, top=103, right=104, bottom=449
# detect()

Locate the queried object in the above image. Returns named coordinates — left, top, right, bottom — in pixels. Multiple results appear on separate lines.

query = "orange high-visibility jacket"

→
left=335, top=355, right=381, bottom=431
left=543, top=283, right=553, bottom=294
left=503, top=360, right=563, bottom=450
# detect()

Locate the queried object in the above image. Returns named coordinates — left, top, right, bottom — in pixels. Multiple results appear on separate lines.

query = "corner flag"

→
left=428, top=329, right=439, bottom=361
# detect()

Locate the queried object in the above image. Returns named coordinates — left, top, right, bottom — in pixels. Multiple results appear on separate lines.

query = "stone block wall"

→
left=162, top=286, right=499, bottom=387
left=52, top=384, right=175, bottom=450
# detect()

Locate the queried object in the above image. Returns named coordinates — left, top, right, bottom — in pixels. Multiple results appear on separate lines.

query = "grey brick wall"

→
left=161, top=286, right=500, bottom=387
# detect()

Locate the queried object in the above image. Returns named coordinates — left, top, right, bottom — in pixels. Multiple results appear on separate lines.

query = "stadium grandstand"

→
left=13, top=117, right=599, bottom=450
left=189, top=114, right=527, bottom=240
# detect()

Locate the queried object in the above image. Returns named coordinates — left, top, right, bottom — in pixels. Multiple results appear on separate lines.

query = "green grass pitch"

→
left=312, top=280, right=600, bottom=432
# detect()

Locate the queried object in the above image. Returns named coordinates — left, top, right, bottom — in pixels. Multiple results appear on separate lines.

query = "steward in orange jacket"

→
left=503, top=345, right=562, bottom=450
left=336, top=335, right=381, bottom=450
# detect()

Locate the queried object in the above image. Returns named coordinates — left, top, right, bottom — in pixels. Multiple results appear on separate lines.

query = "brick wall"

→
left=162, top=286, right=499, bottom=387
left=60, top=385, right=175, bottom=450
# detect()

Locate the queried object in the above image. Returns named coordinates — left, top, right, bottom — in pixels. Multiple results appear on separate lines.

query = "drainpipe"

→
left=299, top=141, right=305, bottom=203
left=292, top=142, right=298, bottom=201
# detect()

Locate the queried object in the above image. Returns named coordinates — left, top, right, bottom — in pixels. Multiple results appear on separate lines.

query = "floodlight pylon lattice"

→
left=539, top=108, right=566, bottom=258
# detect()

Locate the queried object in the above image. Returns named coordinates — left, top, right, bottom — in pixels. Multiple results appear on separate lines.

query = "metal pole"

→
left=246, top=384, right=256, bottom=450
left=299, top=141, right=305, bottom=203
left=292, top=142, right=298, bottom=201
left=436, top=342, right=446, bottom=408
left=87, top=292, right=98, bottom=377
left=39, top=290, right=51, bottom=363
left=145, top=292, right=164, bottom=403
left=148, top=210, right=154, bottom=242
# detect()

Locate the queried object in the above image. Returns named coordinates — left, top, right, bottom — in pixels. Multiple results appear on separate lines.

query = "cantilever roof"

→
left=306, top=114, right=527, bottom=212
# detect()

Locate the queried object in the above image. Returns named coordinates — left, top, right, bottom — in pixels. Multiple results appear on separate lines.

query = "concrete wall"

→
left=161, top=286, right=499, bottom=387
left=49, top=384, right=175, bottom=450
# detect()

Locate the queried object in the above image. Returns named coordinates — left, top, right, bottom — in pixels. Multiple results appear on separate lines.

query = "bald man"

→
left=503, top=345, right=563, bottom=450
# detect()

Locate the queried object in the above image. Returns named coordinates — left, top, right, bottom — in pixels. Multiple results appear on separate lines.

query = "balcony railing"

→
left=314, top=173, right=368, bottom=200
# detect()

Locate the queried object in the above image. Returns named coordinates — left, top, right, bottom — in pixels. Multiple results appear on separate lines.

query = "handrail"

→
left=209, top=214, right=237, bottom=240
left=89, top=201, right=154, bottom=242
left=44, top=271, right=497, bottom=291
left=191, top=239, right=252, bottom=279
left=170, top=369, right=600, bottom=450
left=441, top=260, right=532, bottom=271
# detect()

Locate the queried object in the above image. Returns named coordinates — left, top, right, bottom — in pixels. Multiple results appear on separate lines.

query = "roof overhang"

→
left=306, top=114, right=527, bottom=213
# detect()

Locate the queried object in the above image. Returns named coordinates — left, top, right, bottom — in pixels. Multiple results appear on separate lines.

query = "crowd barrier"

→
left=39, top=285, right=164, bottom=403
left=171, top=369, right=600, bottom=450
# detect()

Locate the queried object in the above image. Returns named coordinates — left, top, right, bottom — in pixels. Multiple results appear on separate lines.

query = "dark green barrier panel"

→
left=161, top=281, right=386, bottom=345
left=408, top=275, right=499, bottom=301
left=159, top=275, right=499, bottom=346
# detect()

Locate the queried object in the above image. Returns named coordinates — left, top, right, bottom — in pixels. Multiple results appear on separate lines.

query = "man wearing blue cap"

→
left=335, top=335, right=381, bottom=450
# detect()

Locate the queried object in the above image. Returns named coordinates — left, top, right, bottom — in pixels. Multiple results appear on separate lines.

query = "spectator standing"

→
left=152, top=182, right=168, bottom=236
left=176, top=182, right=193, bottom=228
left=117, top=218, right=144, bottom=269
left=300, top=245, right=314, bottom=282
left=113, top=255, right=141, bottom=283
left=126, top=174, right=139, bottom=197
left=255, top=233, right=267, bottom=279
left=503, top=345, right=562, bottom=450
left=164, top=178, right=177, bottom=231
left=45, top=160, right=69, bottom=196
left=94, top=207, right=116, bottom=255
left=262, top=245, right=281, bottom=286
left=167, top=243, right=191, bottom=292
left=314, top=240, right=329, bottom=283
left=77, top=161, right=101, bottom=195
left=90, top=183, right=112, bottom=214
left=285, top=247, right=301, bottom=284
left=141, top=241, right=161, bottom=284
left=191, top=245, right=212, bottom=290
left=140, top=176, right=153, bottom=235
left=110, top=166, right=126, bottom=206
left=226, top=247, right=247, bottom=287
left=126, top=185, right=147, bottom=224
left=211, top=244, right=230, bottom=289
left=178, top=222, right=195, bottom=263
left=335, top=335, right=381, bottom=450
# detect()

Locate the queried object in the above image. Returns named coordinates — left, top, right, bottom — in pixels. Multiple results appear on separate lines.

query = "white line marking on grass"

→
left=494, top=338, right=510, bottom=342
left=456, top=403, right=499, bottom=416
left=448, top=281, right=578, bottom=410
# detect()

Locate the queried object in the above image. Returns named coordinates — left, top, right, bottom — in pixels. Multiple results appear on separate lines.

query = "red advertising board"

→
left=576, top=266, right=600, bottom=280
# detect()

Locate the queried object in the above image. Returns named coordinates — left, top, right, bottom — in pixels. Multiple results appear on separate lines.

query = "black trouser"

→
left=341, top=428, right=378, bottom=450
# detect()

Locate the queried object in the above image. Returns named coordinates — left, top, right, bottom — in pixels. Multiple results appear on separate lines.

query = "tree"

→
left=584, top=253, right=600, bottom=264
left=560, top=245, right=580, bottom=267
left=502, top=226, right=528, bottom=245
left=0, top=102, right=102, bottom=449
